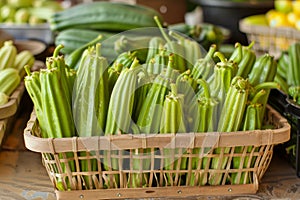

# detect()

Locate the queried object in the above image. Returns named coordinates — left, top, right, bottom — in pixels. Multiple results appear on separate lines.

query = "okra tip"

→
left=24, top=65, right=31, bottom=76
left=234, top=42, right=241, bottom=48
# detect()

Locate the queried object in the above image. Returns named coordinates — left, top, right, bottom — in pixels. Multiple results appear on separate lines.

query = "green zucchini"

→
left=50, top=2, right=163, bottom=31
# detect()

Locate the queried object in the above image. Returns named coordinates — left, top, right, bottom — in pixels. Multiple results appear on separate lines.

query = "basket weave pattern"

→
left=24, top=105, right=290, bottom=198
left=239, top=20, right=300, bottom=57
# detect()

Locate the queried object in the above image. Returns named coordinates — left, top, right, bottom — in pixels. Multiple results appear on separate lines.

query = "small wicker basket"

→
left=239, top=19, right=300, bottom=58
left=24, top=105, right=290, bottom=200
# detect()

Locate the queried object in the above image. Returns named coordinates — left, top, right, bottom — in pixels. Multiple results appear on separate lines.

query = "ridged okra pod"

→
left=276, top=52, right=289, bottom=80
left=137, top=55, right=176, bottom=133
left=132, top=73, right=153, bottom=122
left=72, top=44, right=109, bottom=189
left=248, top=53, right=277, bottom=87
left=232, top=89, right=266, bottom=185
left=107, top=62, right=123, bottom=96
left=104, top=58, right=143, bottom=188
left=105, top=58, right=143, bottom=134
left=169, top=30, right=202, bottom=70
left=209, top=76, right=250, bottom=186
left=132, top=56, right=177, bottom=188
left=14, top=50, right=35, bottom=78
left=287, top=42, right=300, bottom=86
left=160, top=84, right=187, bottom=186
left=190, top=44, right=216, bottom=81
left=73, top=43, right=109, bottom=137
left=229, top=42, right=256, bottom=79
left=145, top=36, right=165, bottom=64
left=150, top=47, right=169, bottom=75
left=210, top=52, right=238, bottom=121
left=24, top=66, right=47, bottom=138
left=112, top=51, right=137, bottom=70
left=0, top=68, right=21, bottom=96
left=40, top=53, right=75, bottom=138
left=175, top=69, right=198, bottom=127
left=0, top=40, right=17, bottom=70
left=189, top=78, right=218, bottom=186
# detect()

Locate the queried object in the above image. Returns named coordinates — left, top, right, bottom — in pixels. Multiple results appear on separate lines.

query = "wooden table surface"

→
left=0, top=92, right=299, bottom=200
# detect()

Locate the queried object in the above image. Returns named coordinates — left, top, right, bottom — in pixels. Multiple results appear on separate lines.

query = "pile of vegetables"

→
left=0, top=0, right=63, bottom=25
left=243, top=0, right=300, bottom=30
left=51, top=2, right=163, bottom=62
left=24, top=12, right=282, bottom=189
left=271, top=41, right=300, bottom=164
left=274, top=42, right=300, bottom=104
left=51, top=2, right=228, bottom=66
left=0, top=40, right=34, bottom=106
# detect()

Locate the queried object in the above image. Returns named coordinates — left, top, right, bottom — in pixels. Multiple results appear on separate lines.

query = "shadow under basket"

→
left=23, top=105, right=290, bottom=200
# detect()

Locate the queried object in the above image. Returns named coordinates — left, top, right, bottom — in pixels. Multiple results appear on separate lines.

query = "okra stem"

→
left=251, top=89, right=266, bottom=104
left=154, top=16, right=172, bottom=44
left=253, top=82, right=279, bottom=92
left=214, top=52, right=227, bottom=63
left=197, top=79, right=210, bottom=100
left=24, top=65, right=31, bottom=76
left=53, top=44, right=64, bottom=58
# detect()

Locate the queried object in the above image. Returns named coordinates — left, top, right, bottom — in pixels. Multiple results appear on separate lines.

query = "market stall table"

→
left=0, top=92, right=299, bottom=200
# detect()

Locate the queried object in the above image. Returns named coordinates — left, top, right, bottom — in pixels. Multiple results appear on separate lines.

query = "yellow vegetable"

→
left=274, top=0, right=293, bottom=14
left=243, top=14, right=268, bottom=25
left=267, top=10, right=292, bottom=27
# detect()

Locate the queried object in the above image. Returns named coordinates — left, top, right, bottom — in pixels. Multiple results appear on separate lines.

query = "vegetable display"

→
left=24, top=11, right=281, bottom=189
left=0, top=40, right=34, bottom=106
left=274, top=42, right=300, bottom=105
left=50, top=2, right=163, bottom=32
left=0, top=0, right=63, bottom=25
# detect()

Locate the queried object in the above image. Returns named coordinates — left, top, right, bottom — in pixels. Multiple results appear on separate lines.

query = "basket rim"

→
left=23, top=105, right=290, bottom=154
left=239, top=19, right=300, bottom=39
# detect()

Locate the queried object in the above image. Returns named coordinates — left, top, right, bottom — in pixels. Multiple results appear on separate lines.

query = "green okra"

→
left=288, top=86, right=300, bottom=104
left=248, top=53, right=277, bottom=86
left=73, top=43, right=109, bottom=137
left=24, top=66, right=47, bottom=138
left=189, top=78, right=218, bottom=186
left=210, top=52, right=238, bottom=121
left=145, top=36, right=165, bottom=64
left=287, top=42, right=300, bottom=86
left=230, top=42, right=256, bottom=79
left=232, top=89, right=266, bottom=185
left=160, top=83, right=187, bottom=186
left=169, top=30, right=202, bottom=70
left=104, top=58, right=144, bottom=188
left=191, top=44, right=216, bottom=81
left=112, top=51, right=137, bottom=70
left=154, top=16, right=186, bottom=73
left=209, top=76, right=250, bottom=186
left=276, top=52, right=289, bottom=80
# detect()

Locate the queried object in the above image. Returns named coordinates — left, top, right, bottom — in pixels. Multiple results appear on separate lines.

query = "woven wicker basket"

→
left=24, top=105, right=290, bottom=199
left=239, top=19, right=300, bottom=58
